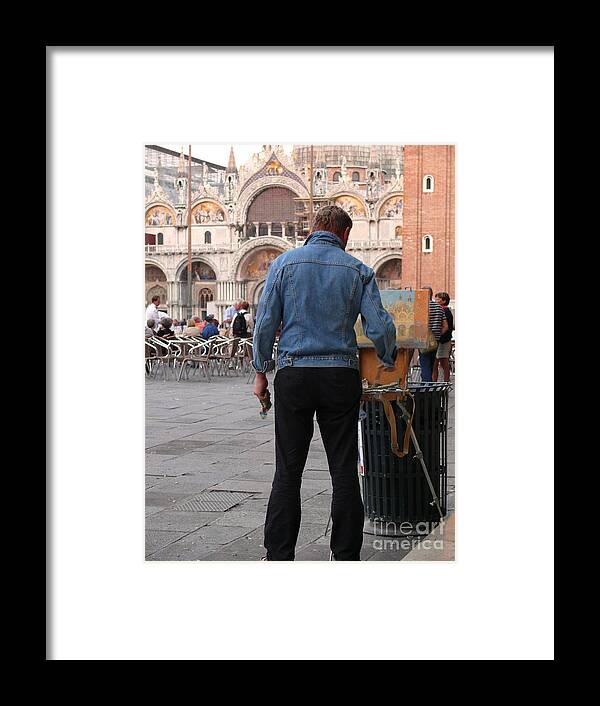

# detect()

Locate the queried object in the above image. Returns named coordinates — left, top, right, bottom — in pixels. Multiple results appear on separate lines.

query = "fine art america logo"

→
left=370, top=518, right=445, bottom=552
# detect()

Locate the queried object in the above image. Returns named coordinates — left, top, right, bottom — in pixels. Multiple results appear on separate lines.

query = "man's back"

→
left=202, top=323, right=219, bottom=339
left=253, top=230, right=396, bottom=372
left=252, top=209, right=399, bottom=561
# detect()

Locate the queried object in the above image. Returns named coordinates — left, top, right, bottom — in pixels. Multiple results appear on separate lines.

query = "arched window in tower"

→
left=204, top=231, right=211, bottom=244
left=333, top=172, right=341, bottom=183
left=422, top=235, right=433, bottom=253
left=423, top=175, right=435, bottom=193
left=157, top=232, right=163, bottom=245
left=352, top=171, right=360, bottom=182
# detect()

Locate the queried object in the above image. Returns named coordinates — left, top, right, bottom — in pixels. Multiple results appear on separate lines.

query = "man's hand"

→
left=253, top=372, right=269, bottom=399
left=379, top=346, right=398, bottom=372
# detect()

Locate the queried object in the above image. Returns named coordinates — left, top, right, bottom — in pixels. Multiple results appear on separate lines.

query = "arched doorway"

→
left=246, top=186, right=301, bottom=239
left=237, top=246, right=285, bottom=314
left=145, top=264, right=167, bottom=307
left=253, top=280, right=265, bottom=309
left=375, top=258, right=402, bottom=289
left=198, top=287, right=214, bottom=319
left=146, top=284, right=167, bottom=308
left=178, top=260, right=217, bottom=317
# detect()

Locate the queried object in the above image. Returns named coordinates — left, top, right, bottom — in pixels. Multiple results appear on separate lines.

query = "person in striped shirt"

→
left=419, top=286, right=444, bottom=382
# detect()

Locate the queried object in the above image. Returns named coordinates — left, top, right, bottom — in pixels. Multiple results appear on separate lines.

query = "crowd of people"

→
left=144, top=290, right=453, bottom=381
left=144, top=296, right=254, bottom=342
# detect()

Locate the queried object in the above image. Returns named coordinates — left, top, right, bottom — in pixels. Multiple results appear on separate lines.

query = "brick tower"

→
left=402, top=145, right=455, bottom=300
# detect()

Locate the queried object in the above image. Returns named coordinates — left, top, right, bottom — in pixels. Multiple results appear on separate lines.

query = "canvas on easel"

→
left=355, top=289, right=429, bottom=387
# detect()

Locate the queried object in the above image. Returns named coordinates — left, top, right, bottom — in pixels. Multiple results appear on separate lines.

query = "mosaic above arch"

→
left=145, top=205, right=175, bottom=226
left=334, top=195, right=366, bottom=218
left=192, top=201, right=226, bottom=224
left=379, top=195, right=404, bottom=220
left=240, top=247, right=284, bottom=281
left=376, top=258, right=402, bottom=282
left=179, top=261, right=217, bottom=282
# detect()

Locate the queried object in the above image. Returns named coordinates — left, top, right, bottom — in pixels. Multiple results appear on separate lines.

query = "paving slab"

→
left=402, top=512, right=455, bottom=561
left=146, top=542, right=222, bottom=561
left=150, top=474, right=236, bottom=493
left=201, top=531, right=266, bottom=561
left=145, top=490, right=198, bottom=513
left=294, top=544, right=331, bottom=561
left=236, top=470, right=275, bottom=484
left=145, top=511, right=220, bottom=532
left=145, top=530, right=188, bottom=555
left=301, top=492, right=335, bottom=510
left=210, top=479, right=274, bottom=494
left=145, top=439, right=217, bottom=455
left=188, top=524, right=255, bottom=545
left=212, top=510, right=266, bottom=529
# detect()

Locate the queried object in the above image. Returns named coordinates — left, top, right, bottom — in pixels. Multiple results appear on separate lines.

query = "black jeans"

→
left=264, top=366, right=364, bottom=560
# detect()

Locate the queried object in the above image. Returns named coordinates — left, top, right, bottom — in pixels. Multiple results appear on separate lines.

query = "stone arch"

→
left=191, top=198, right=227, bottom=225
left=198, top=287, right=214, bottom=310
left=371, top=252, right=403, bottom=274
left=175, top=256, right=219, bottom=282
left=230, top=236, right=292, bottom=280
left=332, top=192, right=368, bottom=219
left=236, top=245, right=287, bottom=283
left=378, top=193, right=404, bottom=220
left=252, top=277, right=267, bottom=307
left=237, top=176, right=309, bottom=223
left=146, top=284, right=167, bottom=307
left=144, top=260, right=168, bottom=280
left=145, top=263, right=167, bottom=283
left=373, top=255, right=403, bottom=289
left=246, top=186, right=299, bottom=226
left=145, top=203, right=176, bottom=227
left=374, top=191, right=403, bottom=220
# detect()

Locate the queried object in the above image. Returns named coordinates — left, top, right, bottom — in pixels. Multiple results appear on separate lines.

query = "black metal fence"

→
left=361, top=382, right=451, bottom=527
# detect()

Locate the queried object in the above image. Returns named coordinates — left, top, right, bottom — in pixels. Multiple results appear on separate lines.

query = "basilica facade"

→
left=144, top=144, right=455, bottom=322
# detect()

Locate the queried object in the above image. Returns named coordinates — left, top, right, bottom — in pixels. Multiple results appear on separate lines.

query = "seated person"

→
left=201, top=316, right=220, bottom=339
left=145, top=319, right=156, bottom=338
left=156, top=317, right=175, bottom=338
left=183, top=318, right=201, bottom=337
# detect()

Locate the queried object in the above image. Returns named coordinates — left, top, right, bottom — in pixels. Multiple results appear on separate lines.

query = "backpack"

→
left=232, top=311, right=248, bottom=337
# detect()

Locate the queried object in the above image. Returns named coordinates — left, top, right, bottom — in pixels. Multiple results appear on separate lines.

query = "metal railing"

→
left=145, top=238, right=402, bottom=255
left=145, top=244, right=231, bottom=254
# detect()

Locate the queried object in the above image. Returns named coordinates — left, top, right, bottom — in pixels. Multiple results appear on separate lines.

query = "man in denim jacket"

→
left=253, top=205, right=397, bottom=560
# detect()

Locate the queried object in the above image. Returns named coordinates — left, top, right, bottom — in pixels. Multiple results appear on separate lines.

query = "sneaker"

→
left=260, top=556, right=268, bottom=561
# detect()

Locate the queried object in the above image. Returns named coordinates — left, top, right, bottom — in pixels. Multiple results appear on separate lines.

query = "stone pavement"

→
left=145, top=367, right=455, bottom=561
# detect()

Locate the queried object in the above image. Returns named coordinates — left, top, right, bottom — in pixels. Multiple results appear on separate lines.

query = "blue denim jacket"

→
left=252, top=230, right=397, bottom=372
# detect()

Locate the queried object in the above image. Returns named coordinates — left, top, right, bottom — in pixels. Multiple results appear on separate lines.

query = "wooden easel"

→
left=358, top=346, right=412, bottom=390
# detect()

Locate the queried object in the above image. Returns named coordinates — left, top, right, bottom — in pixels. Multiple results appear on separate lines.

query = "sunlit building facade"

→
left=144, top=144, right=454, bottom=322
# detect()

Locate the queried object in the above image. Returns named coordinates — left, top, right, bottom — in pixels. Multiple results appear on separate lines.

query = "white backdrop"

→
left=48, top=47, right=554, bottom=660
